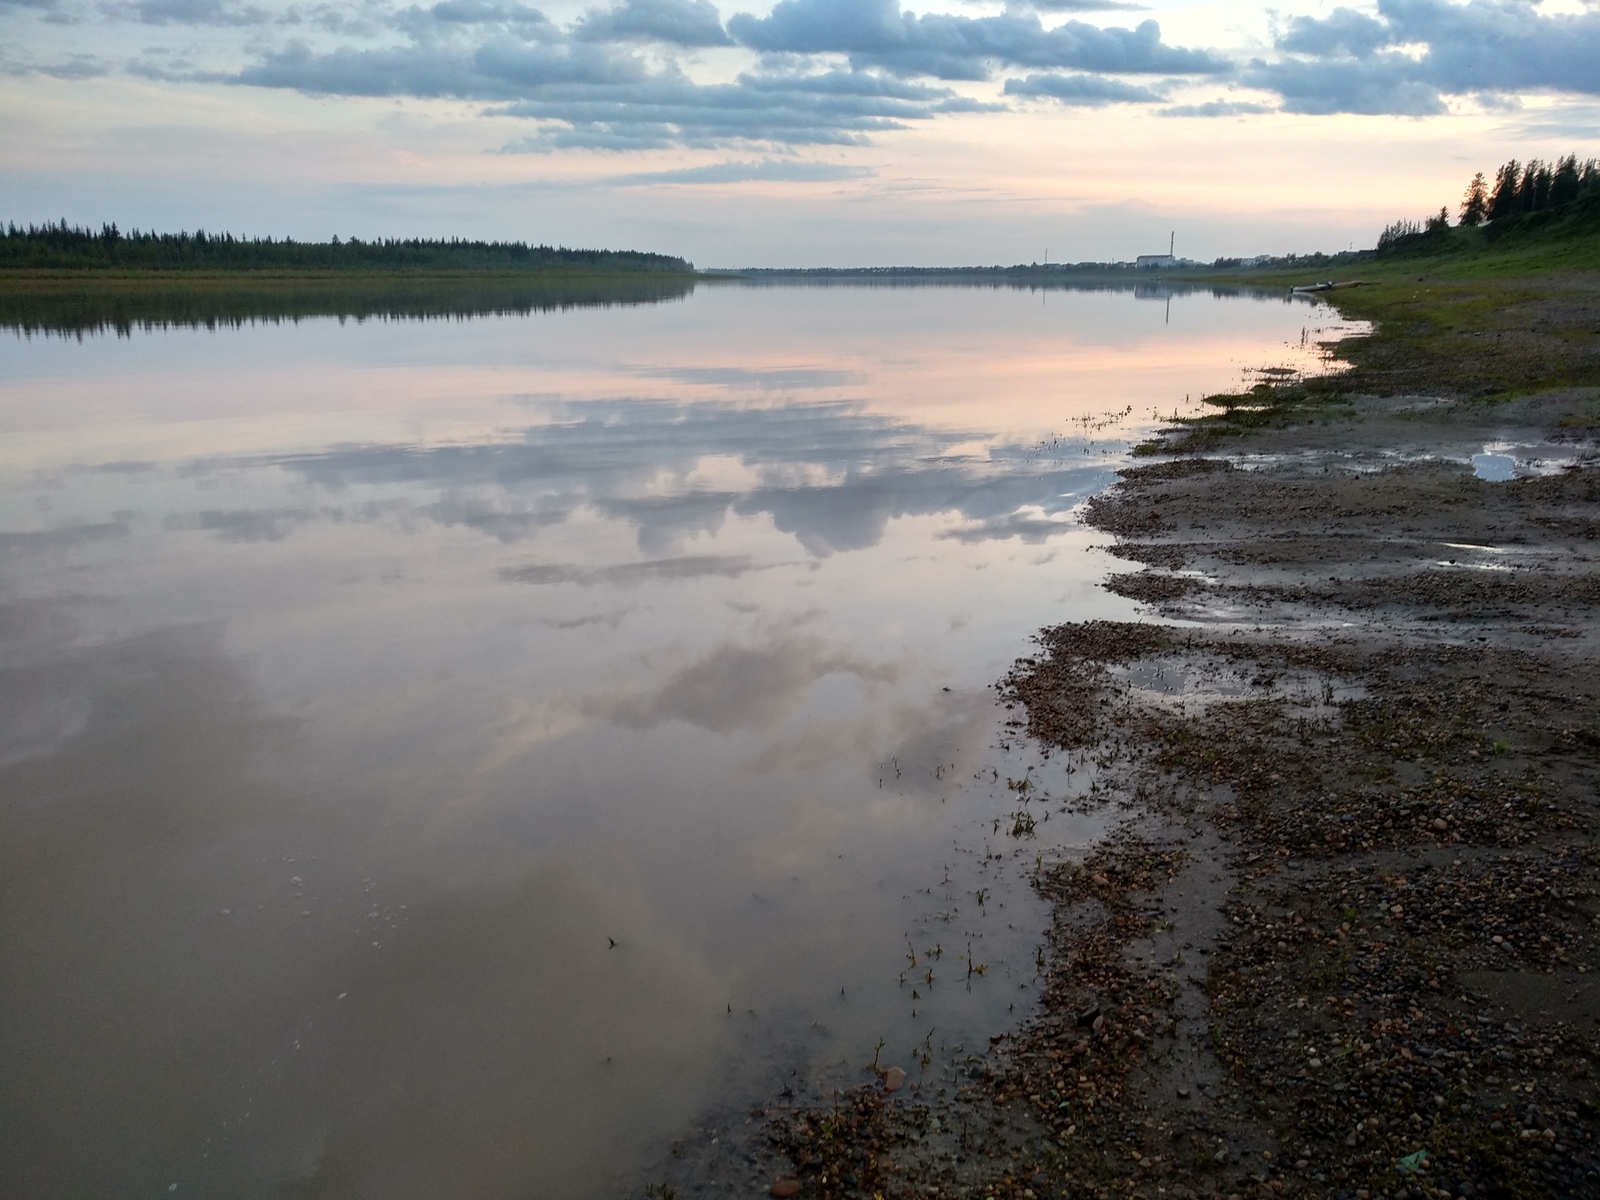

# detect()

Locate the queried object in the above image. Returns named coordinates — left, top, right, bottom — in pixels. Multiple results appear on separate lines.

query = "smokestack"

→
left=1170, top=231, right=1175, bottom=256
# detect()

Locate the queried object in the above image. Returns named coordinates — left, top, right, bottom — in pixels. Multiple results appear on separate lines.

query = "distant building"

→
left=1138, top=231, right=1179, bottom=270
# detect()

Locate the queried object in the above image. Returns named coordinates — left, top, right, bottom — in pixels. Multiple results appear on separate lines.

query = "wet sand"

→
left=726, top=274, right=1600, bottom=1199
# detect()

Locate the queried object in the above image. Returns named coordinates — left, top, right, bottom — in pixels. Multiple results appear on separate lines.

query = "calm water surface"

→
left=0, top=282, right=1332, bottom=1199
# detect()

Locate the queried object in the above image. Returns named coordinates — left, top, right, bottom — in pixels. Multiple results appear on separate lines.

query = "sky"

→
left=2, top=0, right=1598, bottom=265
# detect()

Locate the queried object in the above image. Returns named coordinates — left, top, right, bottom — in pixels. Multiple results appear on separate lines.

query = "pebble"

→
left=883, top=1067, right=907, bottom=1093
left=769, top=1179, right=801, bottom=1198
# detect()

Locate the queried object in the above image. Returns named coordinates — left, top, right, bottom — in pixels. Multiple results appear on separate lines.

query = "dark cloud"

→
left=127, top=0, right=272, bottom=24
left=1003, top=71, right=1165, bottom=104
left=423, top=0, right=552, bottom=28
left=1157, top=98, right=1272, bottom=116
left=727, top=0, right=1229, bottom=80
left=1276, top=8, right=1391, bottom=58
left=236, top=36, right=646, bottom=97
left=574, top=0, right=730, bottom=46
left=233, top=24, right=984, bottom=147
left=493, top=69, right=993, bottom=150
left=1251, top=0, right=1600, bottom=114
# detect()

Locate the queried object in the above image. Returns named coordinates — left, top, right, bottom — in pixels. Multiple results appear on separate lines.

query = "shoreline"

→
left=697, top=265, right=1600, bottom=1200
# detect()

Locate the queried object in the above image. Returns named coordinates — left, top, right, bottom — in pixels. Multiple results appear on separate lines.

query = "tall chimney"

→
left=1170, top=231, right=1175, bottom=257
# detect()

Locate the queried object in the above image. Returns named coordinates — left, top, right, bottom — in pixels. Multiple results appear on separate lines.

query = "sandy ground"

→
left=652, top=295, right=1600, bottom=1200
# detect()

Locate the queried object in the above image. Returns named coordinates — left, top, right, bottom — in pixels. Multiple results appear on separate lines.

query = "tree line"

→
left=1378, top=154, right=1600, bottom=250
left=0, top=223, right=695, bottom=274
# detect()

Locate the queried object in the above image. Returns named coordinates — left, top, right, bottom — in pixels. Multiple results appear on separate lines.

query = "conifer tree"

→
left=1551, top=155, right=1581, bottom=207
left=1459, top=171, right=1488, bottom=225
left=1488, top=160, right=1520, bottom=221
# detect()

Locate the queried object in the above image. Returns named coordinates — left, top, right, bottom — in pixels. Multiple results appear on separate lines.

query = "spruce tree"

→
left=1488, top=160, right=1520, bottom=221
left=1459, top=171, right=1488, bottom=226
left=1517, top=159, right=1543, bottom=212
left=1551, top=155, right=1580, bottom=207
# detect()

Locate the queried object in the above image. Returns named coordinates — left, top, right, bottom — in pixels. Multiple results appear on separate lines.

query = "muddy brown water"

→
left=0, top=281, right=1332, bottom=1199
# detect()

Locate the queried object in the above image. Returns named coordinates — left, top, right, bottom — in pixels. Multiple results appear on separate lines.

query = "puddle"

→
left=1472, top=453, right=1517, bottom=482
left=1111, top=654, right=1365, bottom=716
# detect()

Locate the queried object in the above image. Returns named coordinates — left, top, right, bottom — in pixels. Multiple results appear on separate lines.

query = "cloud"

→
left=583, top=634, right=899, bottom=733
left=1003, top=71, right=1165, bottom=104
left=233, top=21, right=988, bottom=148
left=1245, top=55, right=1451, bottom=115
left=2, top=53, right=110, bottom=77
left=575, top=0, right=731, bottom=46
left=124, top=0, right=272, bottom=24
left=608, top=158, right=874, bottom=184
left=1250, top=0, right=1600, bottom=114
left=237, top=37, right=647, bottom=98
left=271, top=395, right=1115, bottom=560
left=1157, top=98, right=1272, bottom=116
left=493, top=69, right=994, bottom=149
left=1022, top=0, right=1147, bottom=10
left=501, top=554, right=762, bottom=585
left=937, top=511, right=1076, bottom=543
left=727, top=0, right=1230, bottom=80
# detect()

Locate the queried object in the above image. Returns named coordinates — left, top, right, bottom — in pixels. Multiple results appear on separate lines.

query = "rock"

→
left=1091, top=873, right=1111, bottom=888
left=1176, top=1085, right=1191, bottom=1098
left=1432, top=818, right=1449, bottom=832
left=884, top=1066, right=907, bottom=1092
left=770, top=1180, right=802, bottom=1198
left=290, top=876, right=302, bottom=886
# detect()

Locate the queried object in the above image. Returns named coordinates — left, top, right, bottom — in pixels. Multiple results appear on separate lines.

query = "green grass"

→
left=1136, top=213, right=1600, bottom=454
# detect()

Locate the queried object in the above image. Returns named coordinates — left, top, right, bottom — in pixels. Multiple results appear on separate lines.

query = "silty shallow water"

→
left=0, top=280, right=1328, bottom=1200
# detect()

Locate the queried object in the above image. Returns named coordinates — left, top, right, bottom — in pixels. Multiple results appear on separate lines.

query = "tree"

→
left=1425, top=206, right=1450, bottom=233
left=1459, top=171, right=1488, bottom=226
left=1551, top=155, right=1581, bottom=208
left=1488, top=160, right=1520, bottom=221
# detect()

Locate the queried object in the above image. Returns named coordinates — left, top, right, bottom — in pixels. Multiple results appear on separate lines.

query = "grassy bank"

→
left=1143, top=215, right=1600, bottom=454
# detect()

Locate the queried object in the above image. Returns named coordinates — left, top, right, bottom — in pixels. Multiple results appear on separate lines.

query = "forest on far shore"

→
left=0, top=224, right=695, bottom=275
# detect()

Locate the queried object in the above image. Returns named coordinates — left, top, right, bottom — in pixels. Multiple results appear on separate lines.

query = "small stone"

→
left=1308, top=1058, right=1323, bottom=1069
left=290, top=876, right=302, bottom=887
left=770, top=1180, right=802, bottom=1198
left=1091, top=873, right=1111, bottom=888
left=1432, top=819, right=1449, bottom=832
left=884, top=1066, right=907, bottom=1092
left=1176, top=1085, right=1191, bottom=1098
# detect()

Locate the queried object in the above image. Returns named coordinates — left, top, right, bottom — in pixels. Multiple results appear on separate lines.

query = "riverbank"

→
left=723, top=247, right=1600, bottom=1199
